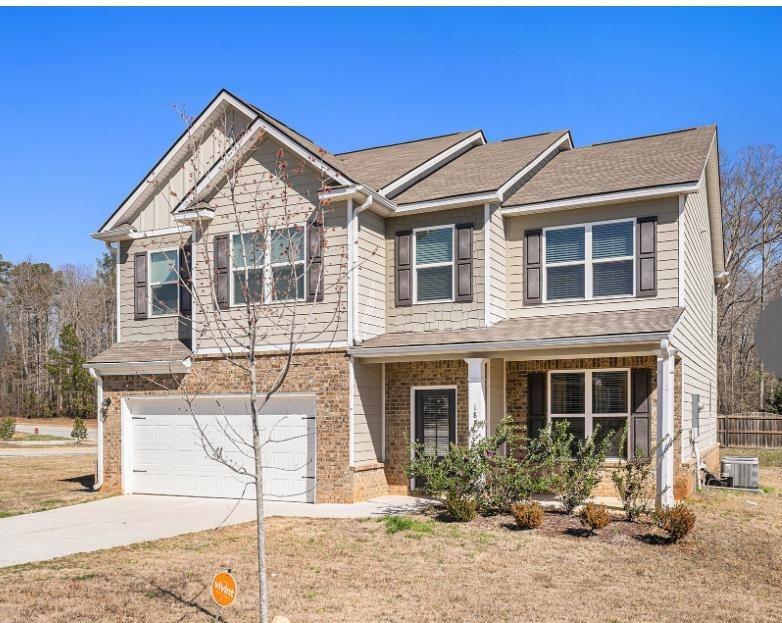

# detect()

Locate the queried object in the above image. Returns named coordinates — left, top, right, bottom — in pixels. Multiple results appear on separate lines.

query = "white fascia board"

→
left=394, top=191, right=500, bottom=214
left=349, top=332, right=670, bottom=359
left=101, top=91, right=244, bottom=233
left=380, top=131, right=486, bottom=197
left=502, top=182, right=701, bottom=216
left=319, top=185, right=396, bottom=216
left=496, top=133, right=572, bottom=200
left=173, top=208, right=215, bottom=225
left=84, top=358, right=192, bottom=376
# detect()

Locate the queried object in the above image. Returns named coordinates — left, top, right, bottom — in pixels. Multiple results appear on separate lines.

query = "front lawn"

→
left=2, top=432, right=72, bottom=442
left=0, top=455, right=107, bottom=517
left=1, top=477, right=780, bottom=622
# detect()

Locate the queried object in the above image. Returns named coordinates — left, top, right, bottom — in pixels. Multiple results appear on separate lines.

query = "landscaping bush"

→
left=552, top=425, right=609, bottom=514
left=655, top=503, right=696, bottom=542
left=445, top=492, right=477, bottom=522
left=510, top=501, right=545, bottom=529
left=0, top=416, right=15, bottom=441
left=71, top=417, right=88, bottom=443
left=578, top=502, right=612, bottom=533
left=611, top=427, right=654, bottom=521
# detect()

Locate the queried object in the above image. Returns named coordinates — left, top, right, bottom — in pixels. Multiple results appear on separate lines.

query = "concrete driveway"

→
left=0, top=494, right=435, bottom=568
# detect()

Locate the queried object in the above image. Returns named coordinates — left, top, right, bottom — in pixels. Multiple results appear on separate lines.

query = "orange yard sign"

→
left=211, top=571, right=238, bottom=608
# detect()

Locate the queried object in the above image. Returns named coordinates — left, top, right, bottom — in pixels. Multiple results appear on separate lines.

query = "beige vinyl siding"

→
left=195, top=138, right=348, bottom=351
left=671, top=178, right=718, bottom=459
left=488, top=204, right=507, bottom=325
left=130, top=122, right=247, bottom=232
left=506, top=197, right=680, bottom=317
left=118, top=234, right=188, bottom=342
left=488, top=358, right=505, bottom=435
left=385, top=205, right=485, bottom=332
left=353, top=360, right=383, bottom=464
left=357, top=210, right=386, bottom=341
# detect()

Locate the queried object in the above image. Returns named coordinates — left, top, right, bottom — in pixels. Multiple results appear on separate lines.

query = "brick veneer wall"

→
left=100, top=350, right=353, bottom=503
left=384, top=360, right=469, bottom=489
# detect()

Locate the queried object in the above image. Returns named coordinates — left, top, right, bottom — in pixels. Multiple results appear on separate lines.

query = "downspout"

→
left=88, top=367, right=104, bottom=491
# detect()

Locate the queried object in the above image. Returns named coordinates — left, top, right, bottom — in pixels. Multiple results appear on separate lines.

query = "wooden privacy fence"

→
left=718, top=412, right=782, bottom=448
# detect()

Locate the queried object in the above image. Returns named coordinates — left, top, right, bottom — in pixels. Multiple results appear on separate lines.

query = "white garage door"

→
left=128, top=395, right=316, bottom=503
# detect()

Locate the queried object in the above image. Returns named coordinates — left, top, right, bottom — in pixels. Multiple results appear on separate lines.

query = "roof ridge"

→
left=335, top=129, right=480, bottom=156
left=497, top=129, right=569, bottom=143
left=586, top=124, right=716, bottom=149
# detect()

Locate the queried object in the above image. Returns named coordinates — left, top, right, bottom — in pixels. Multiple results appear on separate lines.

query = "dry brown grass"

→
left=0, top=455, right=108, bottom=517
left=1, top=470, right=781, bottom=623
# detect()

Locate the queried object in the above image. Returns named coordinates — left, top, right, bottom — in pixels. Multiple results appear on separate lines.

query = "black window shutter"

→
left=179, top=242, right=192, bottom=318
left=395, top=230, right=412, bottom=307
left=306, top=214, right=324, bottom=302
left=133, top=252, right=148, bottom=320
left=637, top=217, right=657, bottom=297
left=454, top=223, right=474, bottom=303
left=524, top=229, right=542, bottom=306
left=214, top=235, right=230, bottom=310
left=527, top=372, right=547, bottom=439
left=630, top=368, right=651, bottom=459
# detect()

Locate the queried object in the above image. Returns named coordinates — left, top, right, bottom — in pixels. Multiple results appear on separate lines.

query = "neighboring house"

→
left=87, top=89, right=725, bottom=505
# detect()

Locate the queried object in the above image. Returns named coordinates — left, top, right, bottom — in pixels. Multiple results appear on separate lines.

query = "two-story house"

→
left=87, top=89, right=725, bottom=506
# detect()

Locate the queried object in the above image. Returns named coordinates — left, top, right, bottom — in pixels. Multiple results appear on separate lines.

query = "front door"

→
left=414, top=388, right=456, bottom=467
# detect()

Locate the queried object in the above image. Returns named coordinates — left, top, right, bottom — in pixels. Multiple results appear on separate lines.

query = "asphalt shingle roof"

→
left=88, top=339, right=191, bottom=364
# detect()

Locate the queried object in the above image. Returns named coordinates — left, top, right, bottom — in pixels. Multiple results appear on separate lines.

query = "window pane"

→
left=593, top=221, right=634, bottom=259
left=416, top=228, right=453, bottom=265
left=551, top=416, right=585, bottom=455
left=417, top=265, right=453, bottom=301
left=547, top=265, right=585, bottom=300
left=551, top=373, right=585, bottom=414
left=150, top=283, right=178, bottom=315
left=271, top=265, right=304, bottom=301
left=593, top=260, right=634, bottom=297
left=546, top=227, right=585, bottom=263
left=232, top=268, right=264, bottom=305
left=593, top=417, right=628, bottom=459
left=593, top=371, right=628, bottom=414
left=232, top=232, right=264, bottom=269
left=149, top=251, right=178, bottom=284
left=270, top=226, right=304, bottom=264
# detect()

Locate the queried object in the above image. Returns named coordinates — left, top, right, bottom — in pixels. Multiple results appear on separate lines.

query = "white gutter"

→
left=349, top=331, right=670, bottom=359
left=87, top=368, right=104, bottom=491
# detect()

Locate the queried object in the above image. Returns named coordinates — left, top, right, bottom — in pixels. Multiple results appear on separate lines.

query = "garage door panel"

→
left=130, top=397, right=316, bottom=502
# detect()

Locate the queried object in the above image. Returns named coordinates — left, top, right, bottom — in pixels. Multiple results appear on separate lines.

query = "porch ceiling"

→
left=350, top=307, right=683, bottom=360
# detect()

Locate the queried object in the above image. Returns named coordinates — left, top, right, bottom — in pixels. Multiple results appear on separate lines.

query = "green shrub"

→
left=445, top=492, right=477, bottom=522
left=655, top=503, right=695, bottom=542
left=578, top=502, right=611, bottom=533
left=611, top=427, right=654, bottom=521
left=552, top=425, right=609, bottom=514
left=510, top=501, right=545, bottom=529
left=0, top=417, right=15, bottom=441
left=71, top=417, right=88, bottom=443
left=382, top=515, right=433, bottom=535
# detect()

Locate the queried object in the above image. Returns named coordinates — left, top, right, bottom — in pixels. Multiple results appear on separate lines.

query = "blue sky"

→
left=1, top=7, right=780, bottom=267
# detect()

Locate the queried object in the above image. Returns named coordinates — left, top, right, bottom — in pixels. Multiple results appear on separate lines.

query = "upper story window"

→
left=414, top=225, right=454, bottom=303
left=149, top=250, right=179, bottom=316
left=544, top=219, right=635, bottom=302
left=549, top=369, right=629, bottom=459
left=230, top=226, right=305, bottom=306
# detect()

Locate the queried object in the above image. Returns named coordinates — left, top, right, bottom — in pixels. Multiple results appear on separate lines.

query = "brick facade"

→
left=100, top=350, right=355, bottom=503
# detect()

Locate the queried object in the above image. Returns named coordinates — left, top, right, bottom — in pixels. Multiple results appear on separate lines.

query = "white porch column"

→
left=656, top=339, right=677, bottom=509
left=464, top=358, right=488, bottom=446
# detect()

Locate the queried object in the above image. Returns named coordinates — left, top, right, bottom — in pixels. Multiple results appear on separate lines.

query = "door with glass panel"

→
left=413, top=388, right=456, bottom=488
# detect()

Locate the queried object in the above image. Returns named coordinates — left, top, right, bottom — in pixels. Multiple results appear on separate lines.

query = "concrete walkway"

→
left=0, top=494, right=435, bottom=568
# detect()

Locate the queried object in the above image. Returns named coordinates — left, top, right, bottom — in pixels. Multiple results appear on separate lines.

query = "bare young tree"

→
left=137, top=101, right=360, bottom=622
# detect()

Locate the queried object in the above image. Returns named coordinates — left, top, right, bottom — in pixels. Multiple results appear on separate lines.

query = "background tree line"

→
left=0, top=252, right=115, bottom=418
left=0, top=144, right=779, bottom=420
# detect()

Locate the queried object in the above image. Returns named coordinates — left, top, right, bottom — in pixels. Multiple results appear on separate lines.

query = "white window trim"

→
left=229, top=224, right=307, bottom=307
left=542, top=217, right=636, bottom=303
left=547, top=368, right=631, bottom=460
left=412, top=223, right=456, bottom=305
left=148, top=248, right=179, bottom=318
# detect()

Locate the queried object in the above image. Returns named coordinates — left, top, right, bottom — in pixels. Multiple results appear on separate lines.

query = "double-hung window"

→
left=414, top=225, right=454, bottom=303
left=231, top=231, right=264, bottom=305
left=544, top=219, right=635, bottom=301
left=549, top=369, right=630, bottom=459
left=230, top=226, right=306, bottom=306
left=149, top=250, right=179, bottom=316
